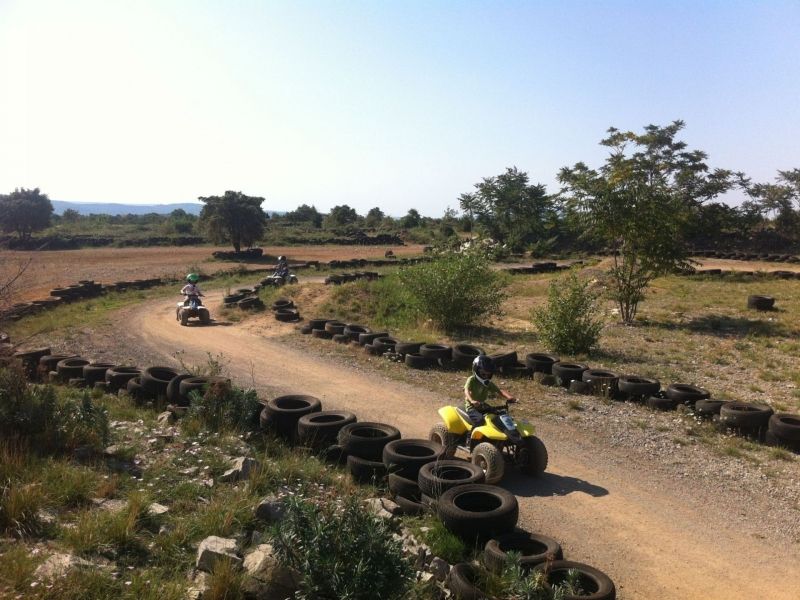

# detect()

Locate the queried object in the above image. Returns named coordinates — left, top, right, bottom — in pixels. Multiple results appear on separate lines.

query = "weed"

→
left=767, top=446, right=794, bottom=462
left=405, top=514, right=470, bottom=564
left=567, top=398, right=584, bottom=411
left=532, top=272, right=603, bottom=355
left=186, top=383, right=261, bottom=433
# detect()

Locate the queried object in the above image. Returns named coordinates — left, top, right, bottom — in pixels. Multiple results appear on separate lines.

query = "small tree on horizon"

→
left=558, top=120, right=738, bottom=323
left=0, top=188, right=54, bottom=240
left=198, top=190, right=268, bottom=252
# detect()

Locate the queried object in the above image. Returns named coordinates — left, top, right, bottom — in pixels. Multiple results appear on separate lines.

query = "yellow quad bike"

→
left=429, top=402, right=548, bottom=484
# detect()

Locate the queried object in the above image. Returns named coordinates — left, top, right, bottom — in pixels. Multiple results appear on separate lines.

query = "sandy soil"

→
left=118, top=290, right=800, bottom=600
left=0, top=244, right=424, bottom=302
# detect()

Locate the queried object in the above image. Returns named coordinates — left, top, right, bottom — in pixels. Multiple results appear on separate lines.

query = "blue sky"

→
left=1, top=0, right=798, bottom=215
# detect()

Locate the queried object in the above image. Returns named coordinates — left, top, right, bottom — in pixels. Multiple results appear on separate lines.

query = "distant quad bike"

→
left=176, top=295, right=210, bottom=326
left=263, top=272, right=298, bottom=286
left=429, top=402, right=547, bottom=484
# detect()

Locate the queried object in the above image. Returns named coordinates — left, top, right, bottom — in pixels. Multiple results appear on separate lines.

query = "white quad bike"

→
left=262, top=271, right=298, bottom=286
left=176, top=294, right=211, bottom=326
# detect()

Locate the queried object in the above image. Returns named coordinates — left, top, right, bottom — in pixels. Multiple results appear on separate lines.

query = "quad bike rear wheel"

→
left=472, top=442, right=505, bottom=484
left=428, top=424, right=460, bottom=458
left=199, top=308, right=210, bottom=324
left=180, top=310, right=189, bottom=326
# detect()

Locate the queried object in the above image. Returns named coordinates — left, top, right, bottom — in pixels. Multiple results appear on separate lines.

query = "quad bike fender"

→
left=515, top=419, right=536, bottom=437
left=438, top=406, right=470, bottom=435
left=470, top=424, right=507, bottom=442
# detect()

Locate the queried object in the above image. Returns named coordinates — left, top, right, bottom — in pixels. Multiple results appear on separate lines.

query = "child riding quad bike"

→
left=429, top=355, right=548, bottom=484
left=176, top=273, right=211, bottom=326
left=262, top=255, right=298, bottom=286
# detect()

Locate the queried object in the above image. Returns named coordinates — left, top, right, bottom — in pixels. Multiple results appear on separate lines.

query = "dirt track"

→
left=129, top=291, right=800, bottom=600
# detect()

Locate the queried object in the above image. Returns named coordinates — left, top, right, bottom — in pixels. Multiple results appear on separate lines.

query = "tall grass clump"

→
left=271, top=494, right=414, bottom=600
left=398, top=251, right=507, bottom=332
left=532, top=273, right=603, bottom=355
left=186, top=383, right=261, bottom=432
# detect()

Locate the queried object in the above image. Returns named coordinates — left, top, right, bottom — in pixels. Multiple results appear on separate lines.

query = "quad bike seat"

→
left=455, top=407, right=474, bottom=429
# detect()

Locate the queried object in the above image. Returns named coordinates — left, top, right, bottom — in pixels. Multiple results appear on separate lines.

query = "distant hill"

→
left=52, top=200, right=204, bottom=216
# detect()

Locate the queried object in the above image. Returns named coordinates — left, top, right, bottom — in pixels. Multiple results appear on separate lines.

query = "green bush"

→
left=0, top=366, right=109, bottom=453
left=186, top=383, right=261, bottom=432
left=272, top=494, right=414, bottom=600
left=532, top=273, right=603, bottom=355
left=398, top=252, right=507, bottom=332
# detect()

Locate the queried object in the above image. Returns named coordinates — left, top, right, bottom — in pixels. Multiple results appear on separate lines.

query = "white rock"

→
left=196, top=536, right=241, bottom=573
left=34, top=553, right=94, bottom=580
left=218, top=457, right=260, bottom=483
left=148, top=502, right=169, bottom=517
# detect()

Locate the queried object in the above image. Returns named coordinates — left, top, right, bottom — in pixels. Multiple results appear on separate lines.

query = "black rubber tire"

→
left=358, top=331, right=389, bottom=346
left=309, top=318, right=332, bottom=330
left=552, top=362, right=588, bottom=387
left=581, top=369, right=619, bottom=396
left=533, top=560, right=616, bottom=600
left=56, top=357, right=90, bottom=381
left=646, top=393, right=679, bottom=411
left=105, top=366, right=142, bottom=392
left=275, top=308, right=299, bottom=322
left=39, top=354, right=78, bottom=373
left=322, top=443, right=348, bottom=465
left=332, top=333, right=350, bottom=344
left=94, top=381, right=109, bottom=392
left=747, top=295, right=775, bottom=310
left=312, top=329, right=333, bottom=340
left=569, top=380, right=593, bottom=395
left=372, top=337, right=399, bottom=354
left=472, top=442, right=505, bottom=484
left=324, top=321, right=347, bottom=334
left=394, top=494, right=427, bottom=516
left=347, top=454, right=387, bottom=484
left=264, top=394, right=322, bottom=439
left=141, top=366, right=180, bottom=397
left=388, top=473, right=421, bottom=500
left=338, top=422, right=401, bottom=461
left=447, top=563, right=488, bottom=600
left=428, top=423, right=461, bottom=458
left=437, top=484, right=519, bottom=542
left=300, top=324, right=313, bottom=334
left=80, top=362, right=116, bottom=385
left=394, top=341, right=424, bottom=356
left=405, top=353, right=435, bottom=369
left=488, top=351, right=517, bottom=368
left=666, top=384, right=710, bottom=405
left=521, top=436, right=548, bottom=476
left=765, top=430, right=800, bottom=451
left=617, top=375, right=661, bottom=399
left=297, top=410, right=357, bottom=448
left=418, top=460, right=485, bottom=498
left=382, top=439, right=444, bottom=478
left=68, top=377, right=87, bottom=388
left=483, top=532, right=563, bottom=573
left=343, top=324, right=370, bottom=342
left=524, top=353, right=559, bottom=374
left=499, top=362, right=532, bottom=378
left=271, top=299, right=294, bottom=311
left=694, top=399, right=729, bottom=417
left=719, top=402, right=774, bottom=430
left=179, top=376, right=231, bottom=405
left=223, top=293, right=245, bottom=304
left=166, top=373, right=193, bottom=405
left=452, top=344, right=484, bottom=367
left=768, top=413, right=800, bottom=441
left=126, top=377, right=150, bottom=404
left=420, top=344, right=453, bottom=361
left=364, top=343, right=382, bottom=356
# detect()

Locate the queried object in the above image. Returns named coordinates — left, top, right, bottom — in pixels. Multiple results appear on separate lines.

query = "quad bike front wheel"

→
left=429, top=424, right=460, bottom=458
left=472, top=442, right=505, bottom=484
left=520, top=436, right=548, bottom=476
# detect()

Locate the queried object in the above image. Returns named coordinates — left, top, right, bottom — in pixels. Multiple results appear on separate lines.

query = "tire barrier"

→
left=437, top=484, right=519, bottom=543
left=690, top=249, right=800, bottom=263
left=533, top=560, right=616, bottom=600
left=483, top=532, right=563, bottom=573
left=260, top=394, right=322, bottom=440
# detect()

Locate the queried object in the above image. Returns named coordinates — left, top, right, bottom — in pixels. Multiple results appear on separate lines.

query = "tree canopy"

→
left=285, top=204, right=323, bottom=228
left=198, top=190, right=268, bottom=252
left=0, top=188, right=54, bottom=240
left=459, top=167, right=554, bottom=251
left=558, top=120, right=738, bottom=323
left=365, top=207, right=385, bottom=228
left=324, top=205, right=359, bottom=228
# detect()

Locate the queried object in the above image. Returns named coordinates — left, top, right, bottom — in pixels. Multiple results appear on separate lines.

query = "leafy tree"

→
left=285, top=204, right=323, bottom=228
left=0, top=188, right=54, bottom=240
left=398, top=250, right=507, bottom=332
left=198, top=190, right=268, bottom=252
left=365, top=207, right=385, bottom=228
left=61, top=208, right=81, bottom=223
left=459, top=167, right=554, bottom=250
left=400, top=208, right=421, bottom=228
left=748, top=169, right=800, bottom=237
left=324, top=204, right=359, bottom=228
left=558, top=121, right=737, bottom=323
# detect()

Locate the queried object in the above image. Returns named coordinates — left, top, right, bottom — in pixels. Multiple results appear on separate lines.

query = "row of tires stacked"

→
left=686, top=268, right=800, bottom=280
left=271, top=299, right=301, bottom=322
left=691, top=250, right=799, bottom=263
left=212, top=248, right=264, bottom=260
left=9, top=348, right=229, bottom=408
left=105, top=278, right=162, bottom=292
left=506, top=262, right=571, bottom=276
left=257, top=394, right=615, bottom=598
left=324, top=271, right=380, bottom=285
left=223, top=286, right=265, bottom=310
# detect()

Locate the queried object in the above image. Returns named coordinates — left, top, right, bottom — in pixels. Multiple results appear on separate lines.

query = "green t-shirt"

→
left=464, top=375, right=502, bottom=410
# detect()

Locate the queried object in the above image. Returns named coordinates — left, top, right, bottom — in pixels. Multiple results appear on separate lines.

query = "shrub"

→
left=271, top=494, right=414, bottom=600
left=186, top=383, right=261, bottom=432
left=532, top=273, right=603, bottom=355
left=398, top=251, right=507, bottom=332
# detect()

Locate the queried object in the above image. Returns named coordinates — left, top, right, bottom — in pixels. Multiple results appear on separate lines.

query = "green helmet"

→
left=186, top=273, right=200, bottom=283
